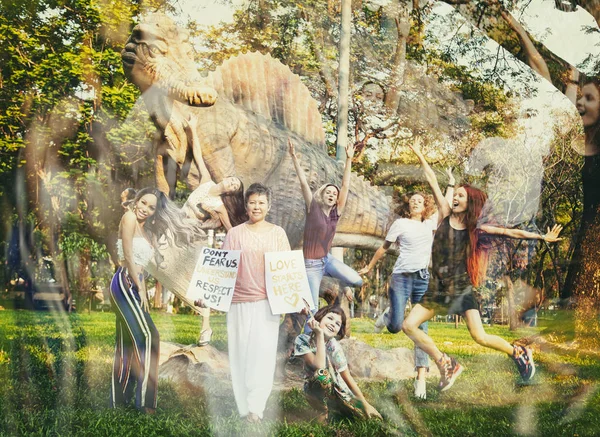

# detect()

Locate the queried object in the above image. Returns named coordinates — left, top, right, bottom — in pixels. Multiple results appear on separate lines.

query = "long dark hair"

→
left=460, top=184, right=490, bottom=288
left=312, top=304, right=347, bottom=340
left=221, top=179, right=248, bottom=227
left=134, top=187, right=203, bottom=248
left=583, top=78, right=600, bottom=149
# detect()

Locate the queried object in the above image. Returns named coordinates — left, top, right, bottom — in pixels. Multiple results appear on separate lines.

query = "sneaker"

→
left=437, top=354, right=463, bottom=392
left=374, top=307, right=390, bottom=333
left=414, top=378, right=426, bottom=400
left=512, top=345, right=535, bottom=381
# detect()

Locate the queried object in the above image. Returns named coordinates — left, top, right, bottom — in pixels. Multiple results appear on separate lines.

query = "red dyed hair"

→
left=461, top=184, right=490, bottom=287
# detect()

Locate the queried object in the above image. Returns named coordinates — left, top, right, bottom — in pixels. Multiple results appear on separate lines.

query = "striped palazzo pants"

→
left=109, top=267, right=160, bottom=410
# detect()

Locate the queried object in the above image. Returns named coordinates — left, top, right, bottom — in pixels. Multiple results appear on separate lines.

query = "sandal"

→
left=198, top=328, right=213, bottom=346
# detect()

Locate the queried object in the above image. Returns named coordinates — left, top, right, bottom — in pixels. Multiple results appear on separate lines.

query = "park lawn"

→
left=0, top=309, right=599, bottom=436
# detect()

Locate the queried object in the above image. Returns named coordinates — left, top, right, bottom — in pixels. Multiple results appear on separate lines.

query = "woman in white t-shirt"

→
left=358, top=191, right=437, bottom=399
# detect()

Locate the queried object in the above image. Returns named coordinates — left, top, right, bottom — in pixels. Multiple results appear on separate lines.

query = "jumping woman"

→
left=288, top=138, right=361, bottom=316
left=402, top=138, right=563, bottom=391
left=358, top=191, right=437, bottom=399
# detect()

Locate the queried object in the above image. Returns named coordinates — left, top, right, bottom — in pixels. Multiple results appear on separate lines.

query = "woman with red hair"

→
left=402, top=138, right=563, bottom=392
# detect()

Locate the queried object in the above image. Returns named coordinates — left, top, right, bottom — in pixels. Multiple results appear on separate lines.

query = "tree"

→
left=0, top=0, right=170, bottom=307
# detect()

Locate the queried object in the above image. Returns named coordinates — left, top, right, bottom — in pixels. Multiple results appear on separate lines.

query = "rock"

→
left=159, top=341, right=186, bottom=366
left=341, top=337, right=439, bottom=380
left=158, top=342, right=231, bottom=391
left=158, top=338, right=436, bottom=394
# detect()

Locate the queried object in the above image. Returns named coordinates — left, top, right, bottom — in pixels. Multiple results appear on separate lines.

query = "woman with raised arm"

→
left=182, top=115, right=247, bottom=346
left=288, top=138, right=361, bottom=316
left=223, top=183, right=291, bottom=423
left=358, top=190, right=437, bottom=399
left=183, top=114, right=247, bottom=231
left=401, top=138, right=562, bottom=392
left=111, top=187, right=201, bottom=413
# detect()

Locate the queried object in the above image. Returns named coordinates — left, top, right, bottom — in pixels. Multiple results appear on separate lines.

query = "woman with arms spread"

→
left=358, top=190, right=437, bottom=399
left=223, top=183, right=291, bottom=423
left=288, top=138, right=361, bottom=315
left=111, top=187, right=201, bottom=413
left=402, top=138, right=562, bottom=391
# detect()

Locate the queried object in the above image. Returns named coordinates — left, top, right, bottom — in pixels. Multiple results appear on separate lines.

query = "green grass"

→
left=0, top=309, right=599, bottom=436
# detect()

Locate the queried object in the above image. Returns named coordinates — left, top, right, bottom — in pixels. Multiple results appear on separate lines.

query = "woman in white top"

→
left=182, top=115, right=248, bottom=345
left=110, top=187, right=200, bottom=413
left=359, top=191, right=437, bottom=399
left=183, top=114, right=247, bottom=231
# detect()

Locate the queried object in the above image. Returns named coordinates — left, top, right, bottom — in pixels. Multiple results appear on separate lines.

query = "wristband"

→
left=447, top=184, right=455, bottom=188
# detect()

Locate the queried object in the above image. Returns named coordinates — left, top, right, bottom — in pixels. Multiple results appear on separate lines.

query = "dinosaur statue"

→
left=121, top=14, right=396, bottom=298
left=121, top=14, right=218, bottom=195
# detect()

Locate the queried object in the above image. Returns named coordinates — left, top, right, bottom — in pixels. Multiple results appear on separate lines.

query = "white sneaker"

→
left=374, top=307, right=390, bottom=333
left=414, top=378, right=426, bottom=400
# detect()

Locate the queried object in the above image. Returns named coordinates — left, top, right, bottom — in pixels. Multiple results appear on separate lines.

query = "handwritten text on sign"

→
left=186, top=247, right=240, bottom=312
left=265, top=250, right=314, bottom=315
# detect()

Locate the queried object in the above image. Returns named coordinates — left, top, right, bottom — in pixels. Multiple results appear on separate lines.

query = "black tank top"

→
left=428, top=217, right=471, bottom=296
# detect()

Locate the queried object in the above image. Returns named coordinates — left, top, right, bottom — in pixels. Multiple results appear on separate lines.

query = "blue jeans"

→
left=305, top=253, right=363, bottom=312
left=388, top=270, right=429, bottom=369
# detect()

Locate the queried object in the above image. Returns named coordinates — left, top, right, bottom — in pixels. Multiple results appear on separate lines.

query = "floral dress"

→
left=294, top=334, right=365, bottom=419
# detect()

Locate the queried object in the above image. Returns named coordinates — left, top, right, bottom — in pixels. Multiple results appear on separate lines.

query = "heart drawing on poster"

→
left=284, top=293, right=299, bottom=307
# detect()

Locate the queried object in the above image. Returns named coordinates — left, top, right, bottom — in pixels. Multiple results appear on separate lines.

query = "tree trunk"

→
left=335, top=0, right=352, bottom=161
left=384, top=4, right=410, bottom=111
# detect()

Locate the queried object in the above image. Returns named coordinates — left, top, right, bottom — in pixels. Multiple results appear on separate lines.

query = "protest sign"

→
left=265, top=250, right=314, bottom=315
left=186, top=247, right=240, bottom=312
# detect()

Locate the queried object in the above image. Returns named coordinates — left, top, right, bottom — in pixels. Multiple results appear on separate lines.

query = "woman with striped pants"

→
left=110, top=187, right=200, bottom=413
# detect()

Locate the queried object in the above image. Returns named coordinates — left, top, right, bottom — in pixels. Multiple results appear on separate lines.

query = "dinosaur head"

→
left=122, top=14, right=217, bottom=106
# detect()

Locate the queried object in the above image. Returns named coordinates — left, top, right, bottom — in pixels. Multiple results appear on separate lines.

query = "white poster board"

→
left=186, top=247, right=240, bottom=312
left=265, top=250, right=314, bottom=315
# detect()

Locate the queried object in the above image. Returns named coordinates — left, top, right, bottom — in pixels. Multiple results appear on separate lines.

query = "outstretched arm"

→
left=444, top=167, right=456, bottom=207
left=184, top=114, right=212, bottom=184
left=339, top=369, right=382, bottom=419
left=480, top=224, right=563, bottom=242
left=337, top=143, right=355, bottom=214
left=408, top=137, right=451, bottom=223
left=358, top=241, right=392, bottom=275
left=215, top=205, right=233, bottom=231
left=288, top=138, right=313, bottom=210
left=301, top=320, right=326, bottom=370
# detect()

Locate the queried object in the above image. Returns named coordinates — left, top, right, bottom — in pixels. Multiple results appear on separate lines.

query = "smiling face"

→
left=319, top=312, right=343, bottom=339
left=409, top=194, right=425, bottom=218
left=577, top=83, right=600, bottom=129
left=245, top=193, right=270, bottom=224
left=221, top=177, right=241, bottom=194
left=322, top=185, right=339, bottom=208
left=452, top=187, right=468, bottom=214
left=134, top=194, right=157, bottom=222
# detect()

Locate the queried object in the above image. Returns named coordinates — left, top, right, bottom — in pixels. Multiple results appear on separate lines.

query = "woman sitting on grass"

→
left=294, top=305, right=382, bottom=422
